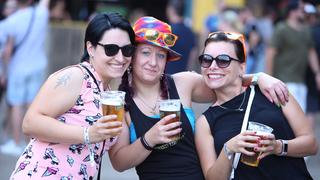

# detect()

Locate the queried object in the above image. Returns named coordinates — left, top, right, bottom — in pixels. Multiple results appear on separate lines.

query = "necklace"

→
left=218, top=90, right=246, bottom=112
left=136, top=93, right=159, bottom=115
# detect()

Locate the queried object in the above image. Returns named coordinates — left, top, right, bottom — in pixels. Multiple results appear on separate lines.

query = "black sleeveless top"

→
left=127, top=75, right=204, bottom=180
left=203, top=86, right=313, bottom=180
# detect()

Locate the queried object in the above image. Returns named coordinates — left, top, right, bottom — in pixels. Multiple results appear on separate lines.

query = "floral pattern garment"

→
left=10, top=62, right=116, bottom=180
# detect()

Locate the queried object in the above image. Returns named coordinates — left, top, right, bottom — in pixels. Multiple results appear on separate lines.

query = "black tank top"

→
left=128, top=75, right=204, bottom=180
left=203, top=86, right=313, bottom=180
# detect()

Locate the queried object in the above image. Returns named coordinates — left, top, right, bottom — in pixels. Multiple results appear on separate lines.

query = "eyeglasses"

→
left=135, top=28, right=178, bottom=47
left=97, top=43, right=135, bottom=57
left=198, top=54, right=242, bottom=68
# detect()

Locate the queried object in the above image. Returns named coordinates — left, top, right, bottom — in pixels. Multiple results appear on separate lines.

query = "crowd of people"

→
left=0, top=0, right=319, bottom=179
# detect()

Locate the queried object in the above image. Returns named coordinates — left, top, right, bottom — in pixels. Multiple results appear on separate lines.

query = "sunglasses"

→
left=208, top=31, right=245, bottom=43
left=136, top=28, right=178, bottom=47
left=97, top=43, right=135, bottom=57
left=198, top=54, right=242, bottom=68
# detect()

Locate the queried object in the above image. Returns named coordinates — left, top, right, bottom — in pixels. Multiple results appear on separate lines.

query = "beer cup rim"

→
left=248, top=121, right=273, bottom=133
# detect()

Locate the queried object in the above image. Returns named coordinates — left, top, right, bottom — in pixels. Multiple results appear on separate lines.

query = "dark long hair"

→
left=80, top=12, right=135, bottom=62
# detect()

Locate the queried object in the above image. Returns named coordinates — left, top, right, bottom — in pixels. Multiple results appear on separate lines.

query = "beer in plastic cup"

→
left=159, top=99, right=181, bottom=141
left=100, top=91, right=125, bottom=129
left=240, top=121, right=273, bottom=167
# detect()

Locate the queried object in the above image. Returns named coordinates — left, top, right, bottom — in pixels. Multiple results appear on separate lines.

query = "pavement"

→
left=0, top=102, right=319, bottom=179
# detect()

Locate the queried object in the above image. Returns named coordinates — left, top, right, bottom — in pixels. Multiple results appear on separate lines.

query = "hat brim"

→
left=136, top=38, right=181, bottom=62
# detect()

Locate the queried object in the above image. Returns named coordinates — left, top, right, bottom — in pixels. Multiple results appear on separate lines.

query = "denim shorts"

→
left=7, top=70, right=46, bottom=106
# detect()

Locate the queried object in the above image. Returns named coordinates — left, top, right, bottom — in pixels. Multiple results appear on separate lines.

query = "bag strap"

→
left=14, top=6, right=35, bottom=51
left=97, top=140, right=106, bottom=180
left=230, top=85, right=255, bottom=179
left=80, top=63, right=105, bottom=179
left=80, top=63, right=101, bottom=92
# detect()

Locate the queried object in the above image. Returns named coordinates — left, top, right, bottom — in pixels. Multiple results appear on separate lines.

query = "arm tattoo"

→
left=55, top=72, right=72, bottom=89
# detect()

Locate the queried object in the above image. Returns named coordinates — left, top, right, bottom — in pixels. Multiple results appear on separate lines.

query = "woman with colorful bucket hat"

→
left=108, top=16, right=289, bottom=179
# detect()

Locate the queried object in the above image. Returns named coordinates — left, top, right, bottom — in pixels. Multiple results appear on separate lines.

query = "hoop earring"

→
left=160, top=73, right=164, bottom=80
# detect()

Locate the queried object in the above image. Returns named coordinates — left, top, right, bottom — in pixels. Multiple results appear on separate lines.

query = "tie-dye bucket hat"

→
left=133, top=16, right=181, bottom=61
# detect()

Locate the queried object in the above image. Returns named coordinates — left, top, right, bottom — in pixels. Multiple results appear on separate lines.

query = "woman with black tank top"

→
left=108, top=16, right=290, bottom=180
left=195, top=31, right=318, bottom=180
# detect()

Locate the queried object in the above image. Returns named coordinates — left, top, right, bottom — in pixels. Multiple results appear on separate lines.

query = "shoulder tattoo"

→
left=54, top=72, right=72, bottom=89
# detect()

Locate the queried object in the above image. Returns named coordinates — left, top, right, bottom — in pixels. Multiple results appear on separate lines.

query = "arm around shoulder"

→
left=173, top=71, right=216, bottom=104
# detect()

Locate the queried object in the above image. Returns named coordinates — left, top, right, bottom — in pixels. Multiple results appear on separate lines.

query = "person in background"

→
left=195, top=31, right=317, bottom=180
left=49, top=0, right=71, bottom=22
left=9, top=12, right=135, bottom=179
left=165, top=0, right=197, bottom=74
left=0, top=0, right=50, bottom=155
left=304, top=3, right=320, bottom=124
left=265, top=0, right=320, bottom=114
left=108, top=16, right=289, bottom=180
left=0, top=22, right=6, bottom=102
left=0, top=0, right=18, bottom=149
left=245, top=24, right=264, bottom=74
left=1, top=0, right=17, bottom=19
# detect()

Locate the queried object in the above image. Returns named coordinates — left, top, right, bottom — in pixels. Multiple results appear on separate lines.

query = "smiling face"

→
left=201, top=41, right=245, bottom=91
left=87, top=28, right=132, bottom=82
left=132, top=44, right=167, bottom=85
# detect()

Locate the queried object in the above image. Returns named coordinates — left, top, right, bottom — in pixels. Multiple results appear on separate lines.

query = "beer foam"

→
left=159, top=105, right=180, bottom=112
left=101, top=99, right=122, bottom=106
left=255, top=131, right=272, bottom=136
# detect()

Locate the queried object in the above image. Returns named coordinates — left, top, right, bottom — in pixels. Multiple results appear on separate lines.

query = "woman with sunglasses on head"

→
left=10, top=12, right=135, bottom=179
left=195, top=32, right=318, bottom=180
left=108, top=17, right=290, bottom=180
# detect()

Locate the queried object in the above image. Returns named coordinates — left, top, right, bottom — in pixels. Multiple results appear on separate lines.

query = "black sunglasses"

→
left=198, top=54, right=242, bottom=68
left=97, top=43, right=135, bottom=57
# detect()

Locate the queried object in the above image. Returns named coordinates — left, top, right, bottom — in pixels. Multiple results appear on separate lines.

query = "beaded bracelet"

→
left=140, top=134, right=153, bottom=151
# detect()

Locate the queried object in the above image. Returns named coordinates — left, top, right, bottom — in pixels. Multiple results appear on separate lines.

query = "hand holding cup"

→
left=240, top=122, right=273, bottom=167
left=159, top=99, right=181, bottom=141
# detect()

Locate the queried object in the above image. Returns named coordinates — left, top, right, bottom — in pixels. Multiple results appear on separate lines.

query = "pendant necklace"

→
left=136, top=93, right=159, bottom=115
left=218, top=89, right=246, bottom=112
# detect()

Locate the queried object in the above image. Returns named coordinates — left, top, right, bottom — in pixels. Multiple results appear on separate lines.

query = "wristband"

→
left=83, top=127, right=95, bottom=166
left=140, top=134, right=153, bottom=151
left=83, top=127, right=90, bottom=145
left=251, top=72, right=262, bottom=86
